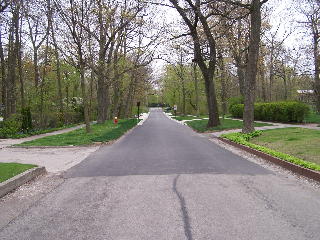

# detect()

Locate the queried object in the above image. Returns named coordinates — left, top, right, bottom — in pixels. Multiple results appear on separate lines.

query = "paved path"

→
left=0, top=123, right=99, bottom=173
left=0, top=124, right=88, bottom=148
left=165, top=113, right=320, bottom=136
left=0, top=109, right=319, bottom=240
left=211, top=121, right=320, bottom=137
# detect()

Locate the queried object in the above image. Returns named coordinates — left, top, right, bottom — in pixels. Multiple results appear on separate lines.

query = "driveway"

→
left=0, top=108, right=319, bottom=240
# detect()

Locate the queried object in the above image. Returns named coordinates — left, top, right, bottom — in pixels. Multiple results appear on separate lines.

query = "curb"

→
left=217, top=137, right=320, bottom=183
left=0, top=166, right=46, bottom=198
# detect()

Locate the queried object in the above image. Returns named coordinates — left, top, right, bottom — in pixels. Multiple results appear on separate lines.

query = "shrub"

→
left=229, top=104, right=243, bottom=118
left=229, top=101, right=309, bottom=123
left=0, top=114, right=22, bottom=138
left=228, top=96, right=244, bottom=113
left=21, top=107, right=33, bottom=133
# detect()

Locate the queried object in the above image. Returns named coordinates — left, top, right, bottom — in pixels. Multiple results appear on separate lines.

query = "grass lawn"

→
left=172, top=115, right=208, bottom=121
left=17, top=119, right=138, bottom=146
left=250, top=127, right=320, bottom=165
left=0, top=123, right=79, bottom=139
left=187, top=118, right=272, bottom=133
left=305, top=111, right=320, bottom=124
left=0, top=163, right=36, bottom=183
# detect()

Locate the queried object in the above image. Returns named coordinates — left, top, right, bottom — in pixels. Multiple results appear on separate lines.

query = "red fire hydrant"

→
left=114, top=117, right=118, bottom=124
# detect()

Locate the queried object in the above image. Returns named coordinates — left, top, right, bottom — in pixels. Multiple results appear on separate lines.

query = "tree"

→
left=5, top=0, right=21, bottom=118
left=219, top=0, right=268, bottom=133
left=56, top=0, right=91, bottom=132
left=48, top=0, right=64, bottom=121
left=24, top=0, right=49, bottom=88
left=241, top=0, right=267, bottom=133
left=169, top=0, right=220, bottom=127
left=300, top=0, right=320, bottom=113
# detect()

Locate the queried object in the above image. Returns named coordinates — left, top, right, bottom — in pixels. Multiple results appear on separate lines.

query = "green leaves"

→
left=229, top=101, right=310, bottom=123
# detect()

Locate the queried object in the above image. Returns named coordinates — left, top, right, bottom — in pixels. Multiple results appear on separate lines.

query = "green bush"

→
left=229, top=101, right=309, bottom=123
left=21, top=107, right=33, bottom=133
left=0, top=114, right=22, bottom=138
left=228, top=96, right=244, bottom=113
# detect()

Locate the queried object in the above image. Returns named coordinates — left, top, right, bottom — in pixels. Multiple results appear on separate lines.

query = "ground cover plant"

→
left=187, top=119, right=271, bottom=133
left=17, top=119, right=138, bottom=146
left=0, top=163, right=37, bottom=183
left=222, top=128, right=320, bottom=171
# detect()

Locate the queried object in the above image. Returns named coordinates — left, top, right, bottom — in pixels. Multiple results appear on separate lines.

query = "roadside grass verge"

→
left=221, top=128, right=320, bottom=171
left=0, top=163, right=37, bottom=183
left=1, top=123, right=79, bottom=139
left=187, top=119, right=272, bottom=133
left=172, top=115, right=208, bottom=121
left=16, top=119, right=138, bottom=146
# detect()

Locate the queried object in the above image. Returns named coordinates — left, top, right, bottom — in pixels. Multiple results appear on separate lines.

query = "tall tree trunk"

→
left=33, top=50, right=40, bottom=88
left=193, top=62, right=200, bottom=116
left=313, top=24, right=320, bottom=113
left=219, top=56, right=227, bottom=117
left=0, top=28, right=7, bottom=119
left=96, top=0, right=108, bottom=123
left=177, top=51, right=186, bottom=116
left=96, top=54, right=107, bottom=123
left=169, top=0, right=220, bottom=127
left=48, top=0, right=64, bottom=121
left=124, top=72, right=137, bottom=118
left=203, top=69, right=220, bottom=127
left=260, top=63, right=267, bottom=102
left=18, top=17, right=24, bottom=109
left=111, top=52, right=122, bottom=118
left=6, top=2, right=20, bottom=118
left=39, top=37, right=50, bottom=128
left=269, top=46, right=274, bottom=102
left=242, top=0, right=262, bottom=133
left=236, top=65, right=245, bottom=97
left=79, top=54, right=91, bottom=133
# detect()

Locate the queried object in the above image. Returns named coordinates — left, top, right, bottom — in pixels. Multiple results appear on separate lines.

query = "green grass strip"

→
left=16, top=119, right=138, bottom=146
left=0, top=163, right=37, bottom=183
left=2, top=123, right=79, bottom=139
left=221, top=131, right=320, bottom=171
left=172, top=115, right=206, bottom=121
left=187, top=119, right=272, bottom=133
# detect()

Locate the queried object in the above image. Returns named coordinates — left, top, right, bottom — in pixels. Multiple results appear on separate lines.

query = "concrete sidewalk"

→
left=211, top=121, right=320, bottom=137
left=164, top=113, right=320, bottom=136
left=0, top=124, right=87, bottom=149
left=0, top=146, right=99, bottom=173
left=0, top=123, right=99, bottom=173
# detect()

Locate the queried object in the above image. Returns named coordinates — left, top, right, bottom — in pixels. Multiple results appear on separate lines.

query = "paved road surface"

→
left=0, top=109, right=319, bottom=240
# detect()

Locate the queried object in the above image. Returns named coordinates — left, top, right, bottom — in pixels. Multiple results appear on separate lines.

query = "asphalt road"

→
left=0, top=108, right=319, bottom=240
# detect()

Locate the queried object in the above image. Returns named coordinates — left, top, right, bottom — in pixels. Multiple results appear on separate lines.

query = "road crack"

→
left=172, top=174, right=193, bottom=240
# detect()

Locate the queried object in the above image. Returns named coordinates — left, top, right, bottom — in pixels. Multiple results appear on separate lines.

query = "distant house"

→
left=297, top=90, right=315, bottom=103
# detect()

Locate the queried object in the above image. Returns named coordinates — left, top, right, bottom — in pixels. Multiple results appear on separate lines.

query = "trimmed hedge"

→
left=228, top=96, right=244, bottom=113
left=230, top=101, right=309, bottom=123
